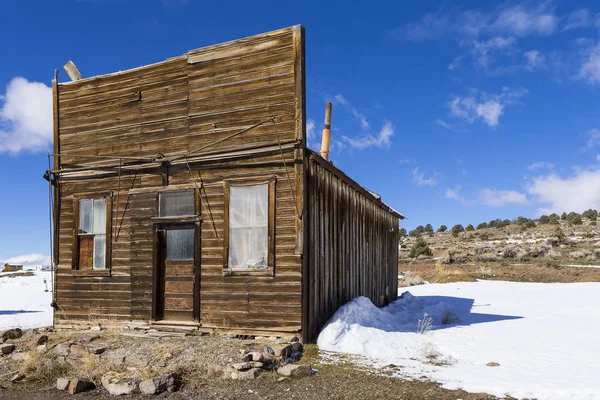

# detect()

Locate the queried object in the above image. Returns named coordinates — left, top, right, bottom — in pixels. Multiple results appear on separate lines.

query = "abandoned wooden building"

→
left=3, top=264, right=23, bottom=273
left=47, top=25, right=403, bottom=341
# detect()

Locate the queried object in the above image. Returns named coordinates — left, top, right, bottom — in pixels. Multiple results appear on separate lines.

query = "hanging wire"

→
left=47, top=154, right=55, bottom=307
left=185, top=157, right=218, bottom=237
left=271, top=118, right=301, bottom=220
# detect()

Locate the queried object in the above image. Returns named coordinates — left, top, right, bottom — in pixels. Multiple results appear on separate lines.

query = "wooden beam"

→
left=63, top=61, right=83, bottom=81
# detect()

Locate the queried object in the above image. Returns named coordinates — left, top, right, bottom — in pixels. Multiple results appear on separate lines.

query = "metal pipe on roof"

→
left=320, top=102, right=332, bottom=160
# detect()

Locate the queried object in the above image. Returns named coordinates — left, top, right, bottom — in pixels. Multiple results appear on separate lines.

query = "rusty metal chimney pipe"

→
left=320, top=102, right=332, bottom=159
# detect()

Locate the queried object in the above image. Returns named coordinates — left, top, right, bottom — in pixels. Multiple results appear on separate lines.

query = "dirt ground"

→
left=0, top=330, right=503, bottom=400
left=400, top=261, right=600, bottom=284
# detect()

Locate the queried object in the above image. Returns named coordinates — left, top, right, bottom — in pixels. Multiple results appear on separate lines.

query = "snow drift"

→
left=317, top=281, right=600, bottom=400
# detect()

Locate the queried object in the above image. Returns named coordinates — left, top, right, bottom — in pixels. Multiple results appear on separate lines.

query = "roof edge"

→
left=307, top=149, right=405, bottom=220
left=58, top=25, right=301, bottom=86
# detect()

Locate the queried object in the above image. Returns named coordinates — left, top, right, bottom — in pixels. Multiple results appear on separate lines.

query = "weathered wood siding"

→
left=305, top=154, right=400, bottom=341
left=54, top=26, right=306, bottom=334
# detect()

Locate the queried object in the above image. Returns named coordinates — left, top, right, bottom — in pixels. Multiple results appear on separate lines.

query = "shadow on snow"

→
left=0, top=310, right=43, bottom=316
left=413, top=295, right=522, bottom=330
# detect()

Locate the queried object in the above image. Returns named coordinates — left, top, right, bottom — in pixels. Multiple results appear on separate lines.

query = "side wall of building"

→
left=53, top=26, right=306, bottom=335
left=305, top=155, right=399, bottom=341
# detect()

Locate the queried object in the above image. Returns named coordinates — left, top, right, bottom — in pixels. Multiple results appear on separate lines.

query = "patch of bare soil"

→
left=0, top=330, right=502, bottom=399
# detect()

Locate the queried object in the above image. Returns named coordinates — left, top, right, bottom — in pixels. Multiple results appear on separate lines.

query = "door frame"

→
left=152, top=220, right=201, bottom=323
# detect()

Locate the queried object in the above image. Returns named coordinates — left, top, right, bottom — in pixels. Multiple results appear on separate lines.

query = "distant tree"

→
left=451, top=224, right=464, bottom=237
left=561, top=212, right=568, bottom=220
left=525, top=220, right=536, bottom=228
left=466, top=224, right=475, bottom=231
left=582, top=209, right=598, bottom=221
left=424, top=224, right=434, bottom=234
left=476, top=222, right=488, bottom=230
left=399, top=228, right=407, bottom=237
left=554, top=228, right=566, bottom=243
left=539, top=215, right=550, bottom=224
left=409, top=237, right=433, bottom=258
left=437, top=225, right=448, bottom=233
left=409, top=225, right=425, bottom=237
left=516, top=216, right=530, bottom=226
left=568, top=214, right=583, bottom=225
left=549, top=214, right=560, bottom=225
left=502, top=219, right=511, bottom=227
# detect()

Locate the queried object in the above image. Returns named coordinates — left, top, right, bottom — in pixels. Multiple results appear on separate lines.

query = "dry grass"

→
left=398, top=272, right=424, bottom=287
left=400, top=261, right=600, bottom=283
left=429, top=264, right=477, bottom=283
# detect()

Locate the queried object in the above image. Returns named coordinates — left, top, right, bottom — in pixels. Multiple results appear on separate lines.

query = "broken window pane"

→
left=93, top=235, right=106, bottom=270
left=79, top=199, right=93, bottom=234
left=93, top=199, right=106, bottom=234
left=166, top=228, right=194, bottom=260
left=160, top=191, right=194, bottom=217
left=228, top=184, right=268, bottom=269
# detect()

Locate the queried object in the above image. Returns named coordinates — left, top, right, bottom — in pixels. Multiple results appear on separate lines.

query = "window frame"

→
left=222, top=177, right=276, bottom=276
left=71, top=192, right=112, bottom=276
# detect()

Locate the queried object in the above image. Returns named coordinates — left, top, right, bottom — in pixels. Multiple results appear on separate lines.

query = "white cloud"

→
left=445, top=185, right=467, bottom=204
left=447, top=87, right=526, bottom=128
left=403, top=3, right=557, bottom=41
left=470, top=36, right=516, bottom=68
left=597, top=154, right=600, bottom=163
left=399, top=157, right=415, bottom=164
left=563, top=9, right=591, bottom=30
left=579, top=43, right=600, bottom=84
left=528, top=168, right=600, bottom=214
left=524, top=50, right=545, bottom=70
left=585, top=129, right=600, bottom=149
left=479, top=188, right=527, bottom=207
left=435, top=119, right=468, bottom=133
left=306, top=119, right=316, bottom=139
left=489, top=4, right=557, bottom=37
left=412, top=167, right=438, bottom=187
left=448, top=56, right=463, bottom=70
left=0, top=77, right=53, bottom=154
left=1, top=253, right=51, bottom=268
left=342, top=121, right=393, bottom=150
left=527, top=161, right=554, bottom=171
left=333, top=94, right=369, bottom=129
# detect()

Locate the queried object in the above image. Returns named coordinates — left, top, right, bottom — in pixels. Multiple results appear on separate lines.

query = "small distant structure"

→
left=3, top=263, right=24, bottom=273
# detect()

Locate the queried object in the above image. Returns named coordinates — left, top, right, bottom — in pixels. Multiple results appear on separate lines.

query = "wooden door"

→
left=155, top=225, right=197, bottom=322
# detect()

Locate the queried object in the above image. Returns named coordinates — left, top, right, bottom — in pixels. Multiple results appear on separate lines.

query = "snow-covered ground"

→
left=0, top=271, right=53, bottom=331
left=318, top=281, right=600, bottom=399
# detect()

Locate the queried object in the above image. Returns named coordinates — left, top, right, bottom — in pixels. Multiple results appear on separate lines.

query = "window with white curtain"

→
left=227, top=183, right=269, bottom=269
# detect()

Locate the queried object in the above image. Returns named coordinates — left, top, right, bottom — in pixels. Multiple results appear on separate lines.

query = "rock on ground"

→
left=56, top=378, right=70, bottom=391
left=1, top=344, right=15, bottom=355
left=231, top=368, right=262, bottom=380
left=1, top=329, right=22, bottom=341
left=277, top=364, right=312, bottom=377
left=53, top=343, right=71, bottom=357
left=10, top=373, right=25, bottom=384
left=232, top=361, right=263, bottom=371
left=27, top=335, right=48, bottom=347
left=69, top=344, right=89, bottom=358
left=139, top=373, right=178, bottom=395
left=101, top=372, right=138, bottom=396
left=67, top=378, right=95, bottom=394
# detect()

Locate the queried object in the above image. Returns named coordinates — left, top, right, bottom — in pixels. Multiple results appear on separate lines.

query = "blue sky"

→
left=2, top=0, right=600, bottom=263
